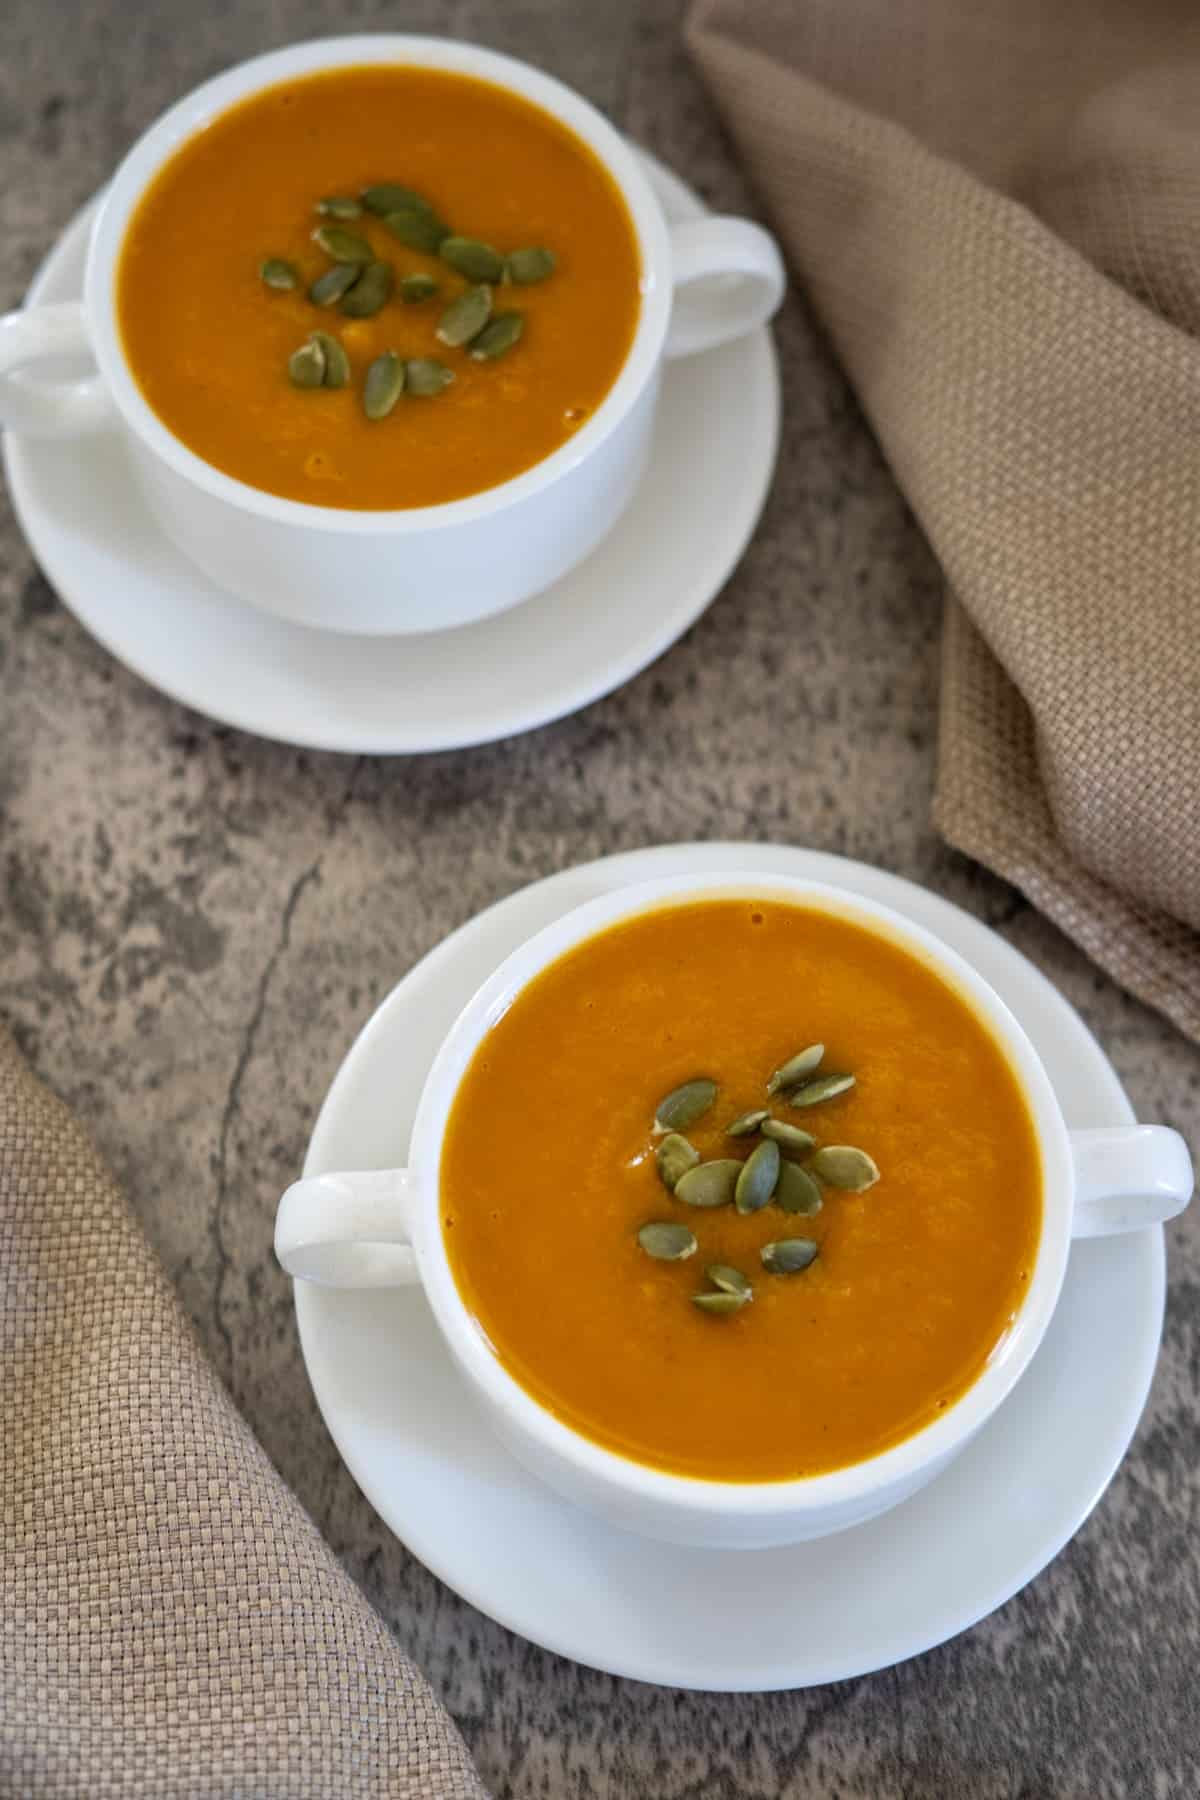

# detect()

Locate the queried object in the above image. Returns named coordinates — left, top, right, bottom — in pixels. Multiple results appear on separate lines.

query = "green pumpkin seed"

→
left=362, top=183, right=436, bottom=218
left=287, top=338, right=325, bottom=389
left=317, top=195, right=362, bottom=220
left=401, top=273, right=439, bottom=304
left=674, top=1159, right=741, bottom=1209
left=469, top=313, right=524, bottom=360
left=638, top=1221, right=697, bottom=1262
left=767, top=1044, right=825, bottom=1094
left=787, top=1072, right=856, bottom=1109
left=440, top=235, right=505, bottom=282
left=735, top=1138, right=781, bottom=1214
left=809, top=1145, right=880, bottom=1192
left=654, top=1078, right=718, bottom=1133
left=405, top=357, right=456, bottom=397
left=760, top=1119, right=817, bottom=1157
left=693, top=1290, right=749, bottom=1316
left=383, top=207, right=448, bottom=253
left=507, top=246, right=557, bottom=284
left=436, top=283, right=492, bottom=348
left=309, top=263, right=362, bottom=307
left=260, top=257, right=299, bottom=290
left=656, top=1132, right=700, bottom=1192
left=363, top=351, right=405, bottom=420
left=761, top=1237, right=820, bottom=1274
left=706, top=1263, right=751, bottom=1297
left=340, top=260, right=394, bottom=318
left=312, top=225, right=374, bottom=264
left=726, top=1108, right=770, bottom=1137
left=310, top=331, right=350, bottom=389
left=776, top=1161, right=823, bottom=1216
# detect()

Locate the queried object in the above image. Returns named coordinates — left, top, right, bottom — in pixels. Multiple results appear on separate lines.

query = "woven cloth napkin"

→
left=688, top=0, right=1200, bottom=1040
left=0, top=1027, right=486, bottom=1798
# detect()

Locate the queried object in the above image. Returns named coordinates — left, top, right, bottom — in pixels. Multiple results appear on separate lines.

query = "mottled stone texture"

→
left=1, top=3, right=1197, bottom=1796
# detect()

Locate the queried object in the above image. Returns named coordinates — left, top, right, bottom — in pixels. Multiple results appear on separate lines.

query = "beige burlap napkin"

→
left=688, top=0, right=1200, bottom=1040
left=0, top=1028, right=487, bottom=1798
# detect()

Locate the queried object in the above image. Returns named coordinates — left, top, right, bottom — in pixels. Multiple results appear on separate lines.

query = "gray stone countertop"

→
left=2, top=2, right=1197, bottom=1795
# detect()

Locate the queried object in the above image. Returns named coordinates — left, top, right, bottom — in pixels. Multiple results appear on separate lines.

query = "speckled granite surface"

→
left=1, top=3, right=1197, bottom=1795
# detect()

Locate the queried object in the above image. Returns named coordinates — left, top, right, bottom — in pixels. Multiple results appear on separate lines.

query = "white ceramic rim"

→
left=408, top=870, right=1074, bottom=1521
left=82, top=33, right=670, bottom=534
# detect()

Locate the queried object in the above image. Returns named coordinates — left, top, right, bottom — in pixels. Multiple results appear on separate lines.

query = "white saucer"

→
left=4, top=159, right=779, bottom=755
left=296, top=843, right=1164, bottom=1691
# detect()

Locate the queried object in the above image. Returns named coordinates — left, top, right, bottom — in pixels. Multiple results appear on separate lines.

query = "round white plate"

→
left=3, top=159, right=779, bottom=754
left=296, top=843, right=1164, bottom=1691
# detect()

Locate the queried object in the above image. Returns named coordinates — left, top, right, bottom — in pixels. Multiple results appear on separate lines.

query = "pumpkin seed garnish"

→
left=362, top=183, right=436, bottom=218
left=260, top=257, right=299, bottom=291
left=632, top=1033, right=881, bottom=1312
left=638, top=1221, right=698, bottom=1262
left=405, top=357, right=455, bottom=397
left=674, top=1159, right=741, bottom=1209
left=436, top=283, right=492, bottom=348
left=775, top=1160, right=823, bottom=1216
left=309, top=263, right=362, bottom=307
left=809, top=1145, right=880, bottom=1192
left=787, top=1072, right=856, bottom=1109
left=706, top=1263, right=751, bottom=1298
left=287, top=338, right=325, bottom=389
left=766, top=1044, right=825, bottom=1094
left=726, top=1108, right=770, bottom=1137
left=761, top=1237, right=820, bottom=1274
left=312, top=225, right=374, bottom=264
left=440, top=235, right=505, bottom=283
left=656, top=1133, right=700, bottom=1192
left=363, top=351, right=405, bottom=420
left=317, top=195, right=362, bottom=220
left=401, top=273, right=439, bottom=304
left=693, top=1289, right=749, bottom=1315
left=340, top=260, right=394, bottom=318
left=469, top=313, right=524, bottom=361
left=383, top=206, right=448, bottom=253
left=760, top=1119, right=817, bottom=1157
left=310, top=331, right=350, bottom=389
left=507, top=246, right=557, bottom=284
left=654, top=1078, right=718, bottom=1133
left=735, top=1138, right=781, bottom=1214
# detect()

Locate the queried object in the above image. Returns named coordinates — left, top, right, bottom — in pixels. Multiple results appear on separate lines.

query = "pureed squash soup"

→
left=441, top=898, right=1043, bottom=1484
left=117, top=66, right=641, bottom=509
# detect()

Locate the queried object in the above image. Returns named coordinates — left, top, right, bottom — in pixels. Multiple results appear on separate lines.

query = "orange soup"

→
left=117, top=66, right=641, bottom=508
left=441, top=899, right=1043, bottom=1483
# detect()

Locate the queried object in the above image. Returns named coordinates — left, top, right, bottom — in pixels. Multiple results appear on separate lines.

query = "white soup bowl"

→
left=0, top=36, right=785, bottom=636
left=275, top=872, right=1193, bottom=1548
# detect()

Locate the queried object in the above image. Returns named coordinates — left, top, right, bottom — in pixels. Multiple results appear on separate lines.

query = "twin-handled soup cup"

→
left=276, top=872, right=1193, bottom=1550
left=0, top=35, right=785, bottom=635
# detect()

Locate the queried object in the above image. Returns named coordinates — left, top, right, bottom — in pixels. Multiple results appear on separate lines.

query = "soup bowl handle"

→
left=1068, top=1125, right=1193, bottom=1238
left=275, top=1168, right=420, bottom=1288
left=0, top=300, right=112, bottom=437
left=664, top=217, right=786, bottom=359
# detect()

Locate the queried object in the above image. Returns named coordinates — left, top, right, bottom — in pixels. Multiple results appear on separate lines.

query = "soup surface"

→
left=117, top=66, right=641, bottom=508
left=441, top=899, right=1042, bottom=1483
